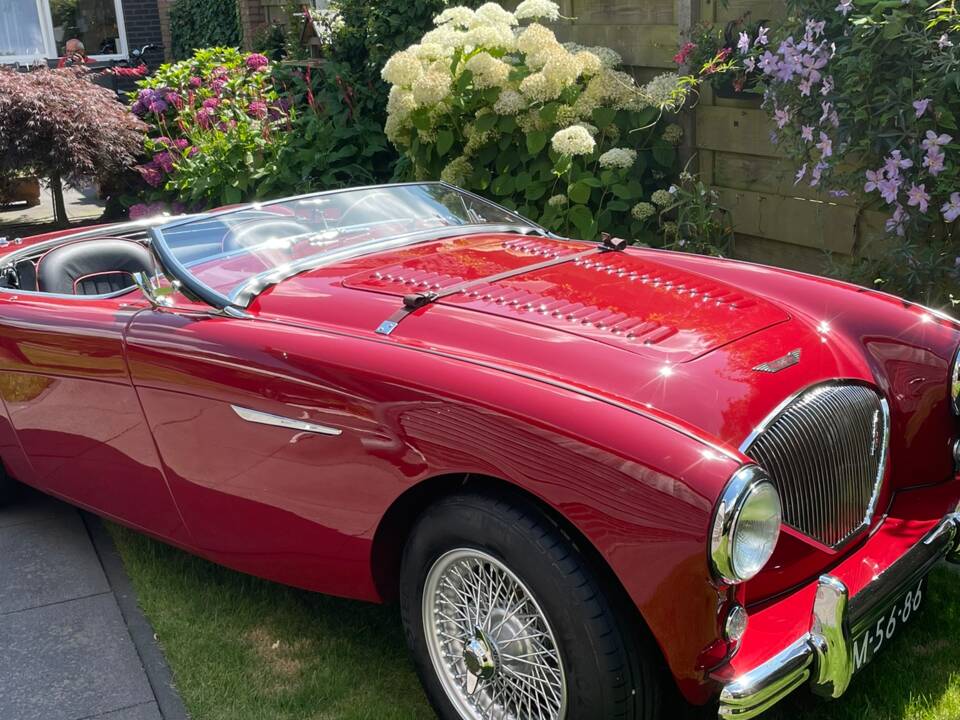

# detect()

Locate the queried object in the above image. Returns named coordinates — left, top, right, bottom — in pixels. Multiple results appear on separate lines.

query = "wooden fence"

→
left=550, top=0, right=888, bottom=274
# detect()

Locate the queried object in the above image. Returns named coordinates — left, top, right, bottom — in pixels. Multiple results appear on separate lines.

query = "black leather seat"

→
left=36, top=238, right=154, bottom=295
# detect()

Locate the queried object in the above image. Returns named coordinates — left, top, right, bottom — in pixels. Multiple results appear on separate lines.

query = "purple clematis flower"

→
left=738, top=31, right=750, bottom=54
left=939, top=34, right=954, bottom=49
left=877, top=176, right=902, bottom=204
left=886, top=204, right=907, bottom=236
left=913, top=98, right=932, bottom=118
left=884, top=150, right=913, bottom=175
left=864, top=168, right=883, bottom=193
left=756, top=26, right=769, bottom=46
left=795, top=163, right=808, bottom=184
left=801, top=125, right=814, bottom=142
left=921, top=130, right=953, bottom=151
left=906, top=183, right=930, bottom=213
left=924, top=147, right=945, bottom=176
left=816, top=131, right=833, bottom=158
left=836, top=0, right=854, bottom=15
left=942, top=192, right=960, bottom=222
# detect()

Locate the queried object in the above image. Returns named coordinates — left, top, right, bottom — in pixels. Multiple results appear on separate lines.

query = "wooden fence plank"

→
left=571, top=0, right=675, bottom=26
left=713, top=152, right=860, bottom=207
left=713, top=187, right=858, bottom=254
left=716, top=0, right=785, bottom=23
left=696, top=106, right=783, bottom=158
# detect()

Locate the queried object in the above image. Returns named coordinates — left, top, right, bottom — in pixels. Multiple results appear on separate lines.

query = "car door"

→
left=123, top=304, right=398, bottom=599
left=0, top=291, right=188, bottom=542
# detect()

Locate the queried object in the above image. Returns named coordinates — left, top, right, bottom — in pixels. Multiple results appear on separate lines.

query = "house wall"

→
left=120, top=0, right=167, bottom=66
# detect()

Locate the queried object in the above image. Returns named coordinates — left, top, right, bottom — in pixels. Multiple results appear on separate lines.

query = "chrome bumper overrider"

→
left=718, top=512, right=960, bottom=719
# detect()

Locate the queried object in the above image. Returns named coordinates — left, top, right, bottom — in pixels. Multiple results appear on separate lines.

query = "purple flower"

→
left=196, top=108, right=213, bottom=129
left=756, top=26, right=769, bottom=46
left=202, top=97, right=220, bottom=110
left=129, top=203, right=150, bottom=220
left=189, top=76, right=202, bottom=88
left=744, top=56, right=756, bottom=72
left=821, top=75, right=834, bottom=95
left=798, top=78, right=812, bottom=96
left=136, top=163, right=163, bottom=188
left=829, top=189, right=849, bottom=198
left=795, top=163, right=807, bottom=184
left=806, top=19, right=826, bottom=38
left=886, top=204, right=907, bottom=236
left=864, top=168, right=883, bottom=193
left=816, top=131, right=833, bottom=158
left=820, top=101, right=832, bottom=125
left=884, top=150, right=913, bottom=174
left=939, top=33, right=953, bottom=49
left=147, top=99, right=169, bottom=114
left=878, top=176, right=902, bottom=204
left=774, top=106, right=792, bottom=128
left=801, top=125, right=814, bottom=142
left=247, top=101, right=268, bottom=119
left=131, top=100, right=147, bottom=116
left=810, top=161, right=828, bottom=187
left=913, top=98, right=932, bottom=118
left=836, top=0, right=853, bottom=15
left=906, top=183, right=930, bottom=213
left=245, top=53, right=269, bottom=71
left=921, top=130, right=953, bottom=150
left=942, top=192, right=960, bottom=222
left=738, top=31, right=750, bottom=54
left=153, top=151, right=175, bottom=174
left=173, top=138, right=189, bottom=151
left=923, top=146, right=945, bottom=175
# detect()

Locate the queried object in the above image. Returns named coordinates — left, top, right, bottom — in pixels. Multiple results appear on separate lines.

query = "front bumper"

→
left=717, top=511, right=960, bottom=719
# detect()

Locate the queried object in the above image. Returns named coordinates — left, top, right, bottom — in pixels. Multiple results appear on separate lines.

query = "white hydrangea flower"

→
left=382, top=50, right=424, bottom=87
left=465, top=52, right=511, bottom=89
left=434, top=6, right=475, bottom=28
left=517, top=109, right=546, bottom=133
left=413, top=42, right=454, bottom=61
left=440, top=156, right=473, bottom=185
left=542, top=49, right=581, bottom=86
left=574, top=51, right=602, bottom=77
left=631, top=202, right=656, bottom=220
left=384, top=114, right=408, bottom=145
left=547, top=193, right=568, bottom=207
left=591, top=46, right=621, bottom=68
left=517, top=23, right=557, bottom=55
left=551, top=125, right=596, bottom=156
left=598, top=147, right=637, bottom=169
left=662, top=123, right=683, bottom=145
left=575, top=122, right=598, bottom=136
left=386, top=86, right=417, bottom=121
left=413, top=70, right=451, bottom=105
left=493, top=89, right=527, bottom=115
left=472, top=2, right=518, bottom=27
left=515, top=0, right=560, bottom=21
left=640, top=72, right=685, bottom=111
left=651, top=189, right=673, bottom=207
left=661, top=221, right=678, bottom=239
left=466, top=23, right=516, bottom=51
left=422, top=26, right=466, bottom=50
left=519, top=71, right=562, bottom=102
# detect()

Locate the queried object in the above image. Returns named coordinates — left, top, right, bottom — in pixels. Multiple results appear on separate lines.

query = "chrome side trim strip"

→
left=230, top=405, right=342, bottom=436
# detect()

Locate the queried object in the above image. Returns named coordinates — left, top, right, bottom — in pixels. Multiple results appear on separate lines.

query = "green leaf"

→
left=499, top=116, right=518, bottom=133
left=527, top=130, right=548, bottom=155
left=652, top=142, right=675, bottom=168
left=525, top=183, right=547, bottom=201
left=568, top=181, right=592, bottom=204
left=607, top=200, right=630, bottom=212
left=223, top=186, right=241, bottom=204
left=475, top=113, right=498, bottom=132
left=436, top=129, right=454, bottom=157
left=491, top=174, right=515, bottom=196
left=410, top=108, right=432, bottom=132
left=612, top=183, right=634, bottom=199
left=568, top=204, right=595, bottom=238
left=540, top=102, right=560, bottom=123
left=591, top=107, right=617, bottom=129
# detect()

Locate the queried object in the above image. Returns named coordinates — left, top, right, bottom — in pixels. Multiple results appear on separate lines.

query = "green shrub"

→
left=170, top=0, right=241, bottom=60
left=382, top=1, right=691, bottom=241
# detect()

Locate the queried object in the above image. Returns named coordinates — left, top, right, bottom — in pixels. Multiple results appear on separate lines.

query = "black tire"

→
left=400, top=492, right=661, bottom=720
left=0, top=466, right=16, bottom=507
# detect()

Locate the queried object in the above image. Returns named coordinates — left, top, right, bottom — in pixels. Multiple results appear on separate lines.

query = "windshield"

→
left=150, top=183, right=538, bottom=309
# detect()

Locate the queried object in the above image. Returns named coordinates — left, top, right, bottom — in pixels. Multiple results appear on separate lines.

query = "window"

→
left=0, top=0, right=127, bottom=64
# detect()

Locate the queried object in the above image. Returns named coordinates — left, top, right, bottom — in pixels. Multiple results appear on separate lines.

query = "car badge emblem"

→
left=753, top=348, right=801, bottom=373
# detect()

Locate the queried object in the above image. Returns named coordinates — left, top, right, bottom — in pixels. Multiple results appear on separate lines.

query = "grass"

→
left=109, top=523, right=960, bottom=720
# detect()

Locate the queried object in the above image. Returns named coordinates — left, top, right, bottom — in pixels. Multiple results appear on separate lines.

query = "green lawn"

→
left=109, top=524, right=960, bottom=720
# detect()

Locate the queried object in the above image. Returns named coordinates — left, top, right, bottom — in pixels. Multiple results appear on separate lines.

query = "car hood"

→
left=340, top=235, right=790, bottom=363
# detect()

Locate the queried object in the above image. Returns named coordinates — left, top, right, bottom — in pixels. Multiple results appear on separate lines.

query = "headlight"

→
left=951, top=345, right=960, bottom=415
left=710, top=465, right=782, bottom=584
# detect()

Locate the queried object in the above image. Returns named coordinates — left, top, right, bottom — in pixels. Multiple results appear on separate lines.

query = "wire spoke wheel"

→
left=422, top=548, right=567, bottom=720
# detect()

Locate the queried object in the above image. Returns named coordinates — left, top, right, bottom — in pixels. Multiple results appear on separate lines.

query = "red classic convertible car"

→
left=0, top=182, right=958, bottom=720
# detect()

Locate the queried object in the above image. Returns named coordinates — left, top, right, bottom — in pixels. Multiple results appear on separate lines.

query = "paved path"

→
left=0, top=488, right=188, bottom=720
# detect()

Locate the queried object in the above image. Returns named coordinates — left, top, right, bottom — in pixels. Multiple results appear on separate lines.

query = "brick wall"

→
left=237, top=0, right=267, bottom=50
left=121, top=0, right=167, bottom=66
left=155, top=0, right=173, bottom=61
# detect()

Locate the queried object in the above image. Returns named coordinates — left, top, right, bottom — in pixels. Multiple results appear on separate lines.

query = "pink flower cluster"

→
left=135, top=136, right=191, bottom=188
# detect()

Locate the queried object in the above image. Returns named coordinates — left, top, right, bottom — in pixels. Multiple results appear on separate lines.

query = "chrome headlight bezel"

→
left=710, top=465, right=782, bottom=584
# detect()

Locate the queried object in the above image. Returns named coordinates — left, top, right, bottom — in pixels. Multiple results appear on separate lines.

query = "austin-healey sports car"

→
left=1, top=182, right=959, bottom=720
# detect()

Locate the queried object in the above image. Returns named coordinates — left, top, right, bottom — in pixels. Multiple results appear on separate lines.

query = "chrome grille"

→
left=742, top=383, right=889, bottom=548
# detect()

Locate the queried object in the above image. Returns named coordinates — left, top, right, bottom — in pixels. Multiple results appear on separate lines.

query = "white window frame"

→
left=0, top=0, right=129, bottom=65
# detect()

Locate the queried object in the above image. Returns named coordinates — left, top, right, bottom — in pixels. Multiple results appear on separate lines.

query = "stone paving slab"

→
left=0, top=488, right=188, bottom=720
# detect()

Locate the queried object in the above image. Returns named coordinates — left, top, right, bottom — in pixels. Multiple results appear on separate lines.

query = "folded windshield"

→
left=150, top=183, right=540, bottom=310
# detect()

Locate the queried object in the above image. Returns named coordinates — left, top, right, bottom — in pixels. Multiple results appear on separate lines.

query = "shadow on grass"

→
left=109, top=524, right=960, bottom=720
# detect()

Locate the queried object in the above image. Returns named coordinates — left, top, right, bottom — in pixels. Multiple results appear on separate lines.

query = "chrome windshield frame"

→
left=148, top=182, right=550, bottom=312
